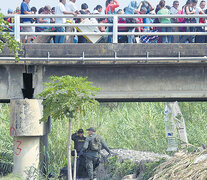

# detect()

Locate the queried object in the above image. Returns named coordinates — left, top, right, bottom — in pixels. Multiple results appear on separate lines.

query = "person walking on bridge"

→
left=21, top=0, right=34, bottom=43
left=79, top=127, right=111, bottom=180
left=55, top=0, right=78, bottom=43
left=105, top=0, right=120, bottom=43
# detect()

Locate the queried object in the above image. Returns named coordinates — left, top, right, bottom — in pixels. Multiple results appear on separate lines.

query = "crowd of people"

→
left=5, top=0, right=207, bottom=43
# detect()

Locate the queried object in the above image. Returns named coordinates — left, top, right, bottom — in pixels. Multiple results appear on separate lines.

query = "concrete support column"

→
left=10, top=99, right=46, bottom=179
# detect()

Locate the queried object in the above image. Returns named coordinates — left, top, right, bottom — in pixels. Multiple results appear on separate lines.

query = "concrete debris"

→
left=102, top=149, right=169, bottom=163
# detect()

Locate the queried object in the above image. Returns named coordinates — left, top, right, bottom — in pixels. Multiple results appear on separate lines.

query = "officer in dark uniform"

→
left=79, top=127, right=111, bottom=180
left=72, top=129, right=86, bottom=154
left=72, top=129, right=87, bottom=178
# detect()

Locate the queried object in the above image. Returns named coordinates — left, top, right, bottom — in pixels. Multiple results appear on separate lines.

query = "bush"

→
left=0, top=104, right=13, bottom=176
left=106, top=156, right=139, bottom=179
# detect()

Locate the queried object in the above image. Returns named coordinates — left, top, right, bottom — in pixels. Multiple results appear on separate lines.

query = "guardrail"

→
left=4, top=14, right=207, bottom=43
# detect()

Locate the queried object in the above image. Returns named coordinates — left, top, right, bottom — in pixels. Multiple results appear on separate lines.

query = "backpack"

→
left=89, top=135, right=102, bottom=151
left=125, top=1, right=139, bottom=15
left=125, top=1, right=139, bottom=23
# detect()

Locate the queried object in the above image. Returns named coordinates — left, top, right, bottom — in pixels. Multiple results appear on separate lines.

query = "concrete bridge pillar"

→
left=10, top=99, right=46, bottom=179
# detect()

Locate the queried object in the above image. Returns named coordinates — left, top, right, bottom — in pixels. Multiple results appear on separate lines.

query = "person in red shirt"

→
left=105, top=0, right=119, bottom=43
left=105, top=0, right=119, bottom=14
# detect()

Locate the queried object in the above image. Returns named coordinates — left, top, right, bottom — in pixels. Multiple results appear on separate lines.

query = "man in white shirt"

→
left=170, top=1, right=180, bottom=43
left=170, top=1, right=179, bottom=17
left=193, top=0, right=205, bottom=43
left=65, top=0, right=79, bottom=43
left=55, top=0, right=78, bottom=43
left=66, top=0, right=78, bottom=13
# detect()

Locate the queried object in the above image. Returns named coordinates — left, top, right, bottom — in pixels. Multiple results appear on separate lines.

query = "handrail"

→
left=4, top=14, right=207, bottom=43
left=5, top=14, right=207, bottom=18
left=1, top=55, right=207, bottom=63
left=13, top=23, right=207, bottom=27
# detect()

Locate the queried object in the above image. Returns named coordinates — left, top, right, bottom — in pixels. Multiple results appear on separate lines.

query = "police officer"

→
left=72, top=129, right=86, bottom=154
left=80, top=127, right=111, bottom=180
left=72, top=129, right=87, bottom=178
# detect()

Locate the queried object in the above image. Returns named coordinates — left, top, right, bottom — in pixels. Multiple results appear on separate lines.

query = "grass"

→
left=0, top=104, right=13, bottom=177
left=105, top=155, right=140, bottom=179
left=0, top=174, right=21, bottom=180
left=1, top=102, right=207, bottom=177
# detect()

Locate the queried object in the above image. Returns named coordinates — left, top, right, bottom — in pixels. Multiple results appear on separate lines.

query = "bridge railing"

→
left=4, top=14, right=207, bottom=43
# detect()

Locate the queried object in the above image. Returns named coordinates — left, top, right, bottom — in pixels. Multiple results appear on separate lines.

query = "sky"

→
left=1, top=0, right=189, bottom=14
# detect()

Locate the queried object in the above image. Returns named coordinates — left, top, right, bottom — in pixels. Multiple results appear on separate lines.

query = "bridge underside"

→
left=1, top=63, right=207, bottom=102
left=1, top=44, right=207, bottom=102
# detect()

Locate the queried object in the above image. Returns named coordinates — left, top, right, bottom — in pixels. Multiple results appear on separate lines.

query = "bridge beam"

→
left=1, top=63, right=207, bottom=101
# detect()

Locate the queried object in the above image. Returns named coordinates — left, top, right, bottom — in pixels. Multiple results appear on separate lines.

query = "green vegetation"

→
left=0, top=104, right=13, bottom=176
left=143, top=159, right=166, bottom=179
left=0, top=12, right=22, bottom=61
left=37, top=75, right=100, bottom=179
left=1, top=102, right=207, bottom=178
left=104, top=156, right=165, bottom=180
left=0, top=174, right=21, bottom=180
left=106, top=156, right=139, bottom=179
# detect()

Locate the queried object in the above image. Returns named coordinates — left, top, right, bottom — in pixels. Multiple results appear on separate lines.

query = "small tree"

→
left=0, top=12, right=22, bottom=61
left=38, top=75, right=100, bottom=180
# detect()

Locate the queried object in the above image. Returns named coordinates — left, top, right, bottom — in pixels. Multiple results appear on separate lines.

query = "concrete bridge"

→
left=1, top=43, right=207, bottom=178
left=1, top=43, right=207, bottom=102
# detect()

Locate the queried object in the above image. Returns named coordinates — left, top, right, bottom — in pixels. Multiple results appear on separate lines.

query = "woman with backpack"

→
left=138, top=1, right=154, bottom=32
left=124, top=1, right=141, bottom=43
left=105, top=0, right=119, bottom=43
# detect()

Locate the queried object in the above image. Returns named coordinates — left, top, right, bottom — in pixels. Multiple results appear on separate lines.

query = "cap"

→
left=78, top=129, right=84, bottom=134
left=8, top=9, right=13, bottom=14
left=86, top=127, right=96, bottom=132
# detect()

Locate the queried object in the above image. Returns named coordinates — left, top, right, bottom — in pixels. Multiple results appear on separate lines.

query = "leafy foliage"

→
left=37, top=75, right=100, bottom=122
left=38, top=75, right=100, bottom=179
left=0, top=104, right=13, bottom=176
left=143, top=159, right=165, bottom=179
left=106, top=156, right=139, bottom=179
left=0, top=12, right=22, bottom=61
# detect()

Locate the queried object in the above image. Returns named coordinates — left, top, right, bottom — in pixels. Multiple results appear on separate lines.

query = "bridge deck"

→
left=1, top=44, right=207, bottom=102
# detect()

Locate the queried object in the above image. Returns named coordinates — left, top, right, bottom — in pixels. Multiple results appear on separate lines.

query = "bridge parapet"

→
left=1, top=44, right=207, bottom=64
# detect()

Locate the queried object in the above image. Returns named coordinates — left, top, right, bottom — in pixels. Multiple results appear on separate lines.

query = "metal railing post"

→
left=113, top=15, right=118, bottom=43
left=14, top=14, right=20, bottom=42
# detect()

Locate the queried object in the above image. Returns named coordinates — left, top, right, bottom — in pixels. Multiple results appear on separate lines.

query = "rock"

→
left=122, top=174, right=136, bottom=180
left=101, top=149, right=169, bottom=163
